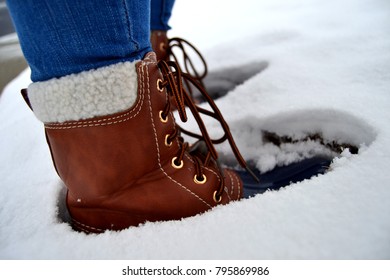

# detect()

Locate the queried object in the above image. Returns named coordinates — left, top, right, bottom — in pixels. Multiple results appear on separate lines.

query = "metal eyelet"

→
left=213, top=191, right=222, bottom=203
left=159, top=110, right=168, bottom=123
left=194, top=174, right=207, bottom=184
left=171, top=157, right=184, bottom=169
left=157, top=78, right=164, bottom=92
left=165, top=134, right=172, bottom=147
left=159, top=42, right=166, bottom=52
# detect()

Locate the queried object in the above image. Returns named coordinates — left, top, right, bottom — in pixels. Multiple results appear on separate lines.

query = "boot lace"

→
left=166, top=37, right=208, bottom=100
left=158, top=60, right=259, bottom=202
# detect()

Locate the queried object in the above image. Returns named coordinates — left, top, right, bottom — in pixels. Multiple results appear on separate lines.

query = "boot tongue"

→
left=150, top=31, right=168, bottom=61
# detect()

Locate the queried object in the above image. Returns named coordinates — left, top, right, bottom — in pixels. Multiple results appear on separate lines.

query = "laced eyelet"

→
left=157, top=78, right=164, bottom=92
left=159, top=110, right=168, bottom=123
left=171, top=157, right=183, bottom=169
left=165, top=134, right=172, bottom=147
left=194, top=174, right=207, bottom=184
left=213, top=191, right=222, bottom=203
left=159, top=42, right=166, bottom=51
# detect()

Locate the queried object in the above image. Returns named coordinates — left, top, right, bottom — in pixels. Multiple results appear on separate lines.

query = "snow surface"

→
left=1, top=0, right=390, bottom=259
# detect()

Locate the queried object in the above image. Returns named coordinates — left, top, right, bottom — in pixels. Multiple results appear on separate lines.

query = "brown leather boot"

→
left=22, top=52, right=246, bottom=233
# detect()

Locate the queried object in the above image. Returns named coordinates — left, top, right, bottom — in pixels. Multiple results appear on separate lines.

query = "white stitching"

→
left=225, top=171, right=234, bottom=201
left=228, top=171, right=234, bottom=196
left=231, top=171, right=241, bottom=200
left=72, top=218, right=104, bottom=233
left=145, top=63, right=212, bottom=209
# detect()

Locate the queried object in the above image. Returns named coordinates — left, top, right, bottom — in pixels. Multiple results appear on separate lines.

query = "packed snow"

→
left=1, top=0, right=389, bottom=259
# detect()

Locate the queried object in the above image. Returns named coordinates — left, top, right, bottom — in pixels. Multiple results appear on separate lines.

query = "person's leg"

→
left=7, top=0, right=244, bottom=232
left=7, top=0, right=152, bottom=82
left=150, top=0, right=175, bottom=31
left=7, top=0, right=152, bottom=122
left=149, top=0, right=208, bottom=96
left=150, top=0, right=175, bottom=61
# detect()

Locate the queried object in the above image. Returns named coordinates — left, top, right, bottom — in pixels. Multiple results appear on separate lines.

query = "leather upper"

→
left=42, top=53, right=242, bottom=232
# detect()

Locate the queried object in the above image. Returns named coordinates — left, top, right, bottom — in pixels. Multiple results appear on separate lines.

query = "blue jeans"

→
left=7, top=0, right=175, bottom=82
left=151, top=0, right=175, bottom=30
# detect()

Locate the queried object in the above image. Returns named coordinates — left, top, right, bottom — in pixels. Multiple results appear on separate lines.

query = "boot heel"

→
left=71, top=218, right=105, bottom=234
left=69, top=207, right=149, bottom=233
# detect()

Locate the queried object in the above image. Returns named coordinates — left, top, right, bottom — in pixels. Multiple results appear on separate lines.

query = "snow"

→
left=1, top=0, right=390, bottom=259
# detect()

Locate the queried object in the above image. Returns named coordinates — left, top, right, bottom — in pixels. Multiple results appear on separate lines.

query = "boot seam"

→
left=143, top=62, right=213, bottom=209
left=231, top=170, right=242, bottom=200
left=225, top=170, right=241, bottom=201
left=226, top=171, right=234, bottom=201
left=71, top=217, right=105, bottom=234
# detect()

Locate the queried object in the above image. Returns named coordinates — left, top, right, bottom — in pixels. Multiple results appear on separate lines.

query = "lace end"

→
left=245, top=166, right=260, bottom=183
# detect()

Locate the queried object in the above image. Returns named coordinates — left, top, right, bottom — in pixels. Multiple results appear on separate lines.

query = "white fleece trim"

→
left=28, top=61, right=139, bottom=123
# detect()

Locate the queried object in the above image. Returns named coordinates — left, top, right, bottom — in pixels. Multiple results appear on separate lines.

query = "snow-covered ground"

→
left=1, top=0, right=389, bottom=259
